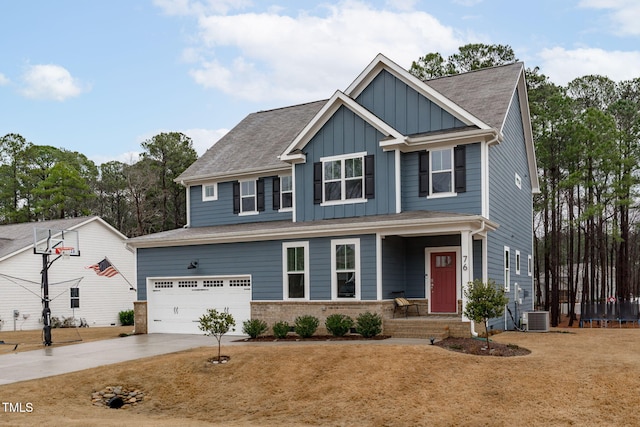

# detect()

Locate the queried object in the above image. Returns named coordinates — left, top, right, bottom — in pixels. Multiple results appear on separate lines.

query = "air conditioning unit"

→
left=524, top=311, right=549, bottom=332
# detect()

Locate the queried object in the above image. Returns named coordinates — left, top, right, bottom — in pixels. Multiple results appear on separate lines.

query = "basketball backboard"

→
left=33, top=228, right=80, bottom=256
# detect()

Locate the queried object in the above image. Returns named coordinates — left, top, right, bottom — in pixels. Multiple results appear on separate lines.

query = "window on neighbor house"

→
left=70, top=288, right=80, bottom=309
left=504, top=247, right=511, bottom=292
left=283, top=242, right=308, bottom=299
left=202, top=183, right=217, bottom=201
left=516, top=250, right=521, bottom=275
left=332, top=239, right=359, bottom=299
left=528, top=255, right=532, bottom=276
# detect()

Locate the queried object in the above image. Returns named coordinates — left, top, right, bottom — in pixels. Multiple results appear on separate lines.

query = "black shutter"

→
left=418, top=151, right=429, bottom=197
left=313, top=162, right=322, bottom=204
left=454, top=145, right=466, bottom=193
left=272, top=176, right=280, bottom=210
left=232, top=182, right=240, bottom=214
left=257, top=178, right=265, bottom=212
left=364, top=154, right=375, bottom=199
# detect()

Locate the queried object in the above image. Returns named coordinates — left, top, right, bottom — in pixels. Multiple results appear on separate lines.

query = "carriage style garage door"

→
left=146, top=275, right=251, bottom=335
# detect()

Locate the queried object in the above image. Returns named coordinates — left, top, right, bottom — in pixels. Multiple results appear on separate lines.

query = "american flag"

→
left=86, top=258, right=119, bottom=278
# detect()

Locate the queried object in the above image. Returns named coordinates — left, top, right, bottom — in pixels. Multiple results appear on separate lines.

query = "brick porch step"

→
left=383, top=316, right=471, bottom=339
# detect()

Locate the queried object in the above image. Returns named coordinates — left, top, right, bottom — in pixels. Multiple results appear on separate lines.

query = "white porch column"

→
left=460, top=230, right=473, bottom=321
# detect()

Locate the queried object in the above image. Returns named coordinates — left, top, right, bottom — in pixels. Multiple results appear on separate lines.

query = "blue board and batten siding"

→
left=137, top=234, right=378, bottom=301
left=189, top=178, right=292, bottom=227
left=401, top=142, right=482, bottom=214
left=295, top=105, right=396, bottom=221
left=356, top=69, right=467, bottom=134
left=486, top=91, right=534, bottom=329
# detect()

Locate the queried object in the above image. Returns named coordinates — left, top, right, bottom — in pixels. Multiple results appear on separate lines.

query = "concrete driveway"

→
left=0, top=333, right=241, bottom=385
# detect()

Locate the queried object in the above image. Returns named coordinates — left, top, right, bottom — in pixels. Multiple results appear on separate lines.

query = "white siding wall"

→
left=0, top=219, right=136, bottom=331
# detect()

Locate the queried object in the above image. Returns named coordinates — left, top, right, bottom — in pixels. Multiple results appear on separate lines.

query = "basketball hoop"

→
left=55, top=247, right=74, bottom=259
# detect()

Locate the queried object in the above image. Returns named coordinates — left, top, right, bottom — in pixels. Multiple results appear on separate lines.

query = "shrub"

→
left=294, top=315, right=319, bottom=338
left=119, top=309, right=134, bottom=326
left=272, top=321, right=290, bottom=339
left=242, top=319, right=268, bottom=338
left=51, top=316, right=76, bottom=328
left=355, top=312, right=382, bottom=338
left=463, top=279, right=508, bottom=351
left=325, top=314, right=354, bottom=337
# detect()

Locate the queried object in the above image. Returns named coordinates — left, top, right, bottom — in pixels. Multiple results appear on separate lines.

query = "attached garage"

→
left=146, top=275, right=251, bottom=335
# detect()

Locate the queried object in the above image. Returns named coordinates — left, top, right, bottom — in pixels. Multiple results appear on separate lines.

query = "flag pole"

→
left=104, top=256, right=137, bottom=292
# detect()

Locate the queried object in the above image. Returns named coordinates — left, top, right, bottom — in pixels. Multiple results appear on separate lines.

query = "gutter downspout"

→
left=467, top=220, right=487, bottom=337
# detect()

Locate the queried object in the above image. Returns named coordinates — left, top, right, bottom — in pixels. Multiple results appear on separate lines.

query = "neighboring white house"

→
left=0, top=216, right=136, bottom=331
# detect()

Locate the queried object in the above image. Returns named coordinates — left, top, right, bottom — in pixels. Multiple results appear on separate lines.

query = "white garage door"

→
left=147, top=275, right=251, bottom=335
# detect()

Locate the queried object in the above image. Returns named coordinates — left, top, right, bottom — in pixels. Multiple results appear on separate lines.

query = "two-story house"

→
left=128, top=54, right=538, bottom=337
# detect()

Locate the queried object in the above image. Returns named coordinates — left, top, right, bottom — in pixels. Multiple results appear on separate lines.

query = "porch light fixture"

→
left=187, top=260, right=199, bottom=270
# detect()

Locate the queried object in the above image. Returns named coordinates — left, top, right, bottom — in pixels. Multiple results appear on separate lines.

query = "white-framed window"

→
left=321, top=152, right=365, bottom=204
left=282, top=242, right=309, bottom=299
left=280, top=175, right=293, bottom=210
left=331, top=238, right=360, bottom=299
left=240, top=180, right=257, bottom=214
left=515, top=173, right=522, bottom=189
left=430, top=148, right=454, bottom=196
left=528, top=254, right=532, bottom=276
left=504, top=246, right=510, bottom=292
left=515, top=250, right=521, bottom=275
left=202, top=183, right=218, bottom=201
left=70, top=287, right=80, bottom=309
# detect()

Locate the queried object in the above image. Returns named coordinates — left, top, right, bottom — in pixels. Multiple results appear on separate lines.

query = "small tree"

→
left=463, top=279, right=508, bottom=351
left=198, top=308, right=235, bottom=362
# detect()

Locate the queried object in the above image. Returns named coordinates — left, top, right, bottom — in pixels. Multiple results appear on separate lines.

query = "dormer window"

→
left=314, top=153, right=375, bottom=205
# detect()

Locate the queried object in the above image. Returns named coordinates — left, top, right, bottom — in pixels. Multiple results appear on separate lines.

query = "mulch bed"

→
left=434, top=337, right=531, bottom=357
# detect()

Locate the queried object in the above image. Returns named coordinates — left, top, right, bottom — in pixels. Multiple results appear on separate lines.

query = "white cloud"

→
left=0, top=73, right=9, bottom=86
left=154, top=0, right=251, bottom=16
left=177, top=0, right=468, bottom=103
left=579, top=0, right=640, bottom=36
left=538, top=47, right=640, bottom=85
left=20, top=64, right=88, bottom=101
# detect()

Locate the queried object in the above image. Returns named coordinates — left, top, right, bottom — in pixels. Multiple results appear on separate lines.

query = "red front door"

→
left=430, top=252, right=457, bottom=313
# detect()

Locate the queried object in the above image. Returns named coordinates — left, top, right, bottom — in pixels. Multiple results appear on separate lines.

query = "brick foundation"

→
left=133, top=301, right=147, bottom=334
left=252, top=300, right=396, bottom=335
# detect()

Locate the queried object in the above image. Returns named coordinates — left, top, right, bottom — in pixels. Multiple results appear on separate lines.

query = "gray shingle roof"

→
left=0, top=217, right=97, bottom=260
left=177, top=62, right=523, bottom=183
left=424, top=62, right=523, bottom=130
left=178, top=100, right=326, bottom=183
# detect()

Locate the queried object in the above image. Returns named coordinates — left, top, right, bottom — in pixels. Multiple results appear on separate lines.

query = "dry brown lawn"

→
left=1, top=326, right=639, bottom=426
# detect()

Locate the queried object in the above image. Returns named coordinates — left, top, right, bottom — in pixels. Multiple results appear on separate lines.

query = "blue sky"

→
left=1, top=0, right=639, bottom=165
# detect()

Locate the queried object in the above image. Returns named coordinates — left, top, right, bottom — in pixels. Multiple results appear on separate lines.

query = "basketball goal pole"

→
left=41, top=253, right=52, bottom=346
